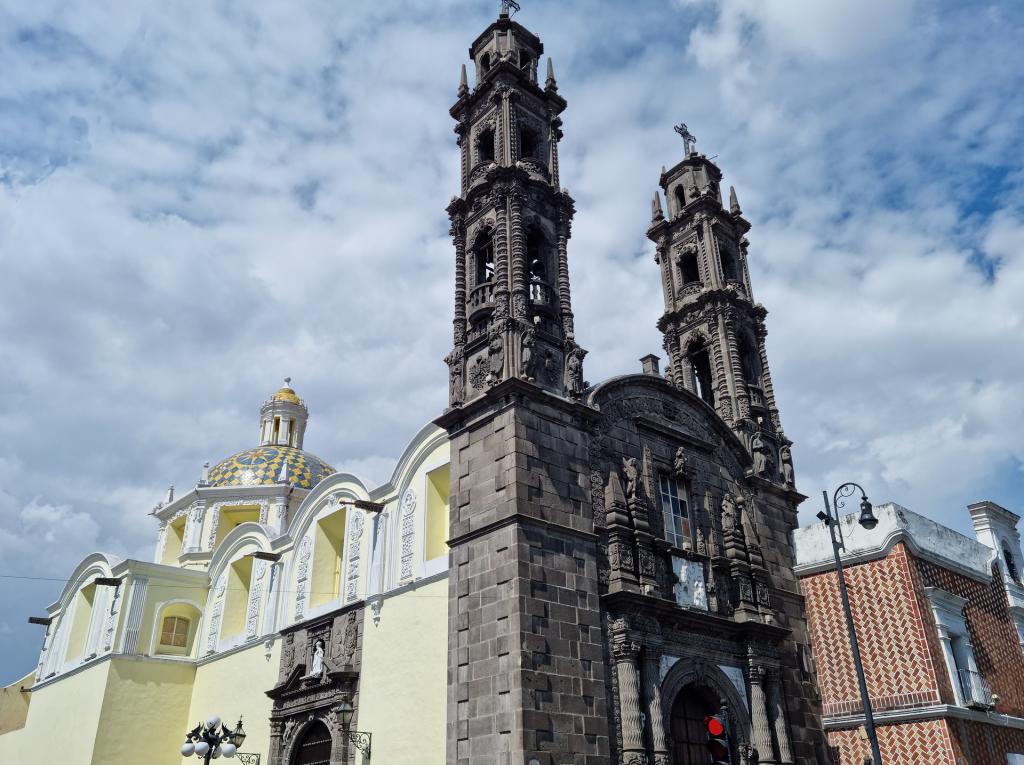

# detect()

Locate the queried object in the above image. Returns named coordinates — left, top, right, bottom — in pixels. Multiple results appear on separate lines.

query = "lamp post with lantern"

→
left=335, top=698, right=372, bottom=761
left=816, top=482, right=884, bottom=765
left=180, top=715, right=247, bottom=764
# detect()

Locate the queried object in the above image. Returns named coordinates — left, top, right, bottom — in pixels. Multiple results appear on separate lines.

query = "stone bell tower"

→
left=647, top=133, right=795, bottom=485
left=437, top=7, right=609, bottom=765
left=444, top=3, right=586, bottom=407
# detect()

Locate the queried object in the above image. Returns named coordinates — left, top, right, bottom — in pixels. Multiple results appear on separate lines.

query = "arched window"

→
left=720, top=246, right=740, bottom=282
left=519, top=126, right=538, bottom=160
left=670, top=684, right=722, bottom=764
left=310, top=509, right=347, bottom=608
left=221, top=556, right=253, bottom=640
left=688, top=340, right=715, bottom=407
left=292, top=720, right=332, bottom=765
left=674, top=185, right=686, bottom=215
left=1005, top=546, right=1020, bottom=583
left=480, top=52, right=492, bottom=74
left=678, top=249, right=700, bottom=286
left=161, top=616, right=190, bottom=648
left=518, top=50, right=532, bottom=74
left=738, top=334, right=762, bottom=385
left=474, top=234, right=495, bottom=285
left=477, top=127, right=495, bottom=164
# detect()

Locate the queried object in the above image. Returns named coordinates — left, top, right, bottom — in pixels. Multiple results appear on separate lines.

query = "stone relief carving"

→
left=622, top=457, right=640, bottom=500
left=294, top=535, right=313, bottom=620
left=519, top=326, right=536, bottom=381
left=486, top=334, right=504, bottom=385
left=780, top=445, right=794, bottom=487
left=400, top=489, right=417, bottom=581
left=564, top=346, right=585, bottom=397
left=337, top=613, right=358, bottom=667
left=206, top=570, right=228, bottom=653
left=206, top=497, right=271, bottom=549
left=469, top=356, right=488, bottom=390
left=244, top=560, right=266, bottom=640
left=345, top=510, right=365, bottom=602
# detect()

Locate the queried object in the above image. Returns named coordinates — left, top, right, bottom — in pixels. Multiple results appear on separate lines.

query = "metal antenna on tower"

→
left=501, top=0, right=521, bottom=17
left=674, top=123, right=697, bottom=156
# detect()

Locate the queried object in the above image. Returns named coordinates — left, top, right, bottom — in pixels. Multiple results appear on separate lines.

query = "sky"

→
left=0, top=0, right=1022, bottom=683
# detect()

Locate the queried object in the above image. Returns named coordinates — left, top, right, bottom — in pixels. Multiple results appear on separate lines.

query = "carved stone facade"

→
left=267, top=604, right=364, bottom=765
left=438, top=9, right=826, bottom=765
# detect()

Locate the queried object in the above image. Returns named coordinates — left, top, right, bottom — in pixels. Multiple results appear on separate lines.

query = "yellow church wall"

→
left=93, top=658, right=196, bottom=764
left=358, top=577, right=447, bottom=765
left=0, top=660, right=109, bottom=764
left=0, top=670, right=33, bottom=734
left=182, top=640, right=280, bottom=764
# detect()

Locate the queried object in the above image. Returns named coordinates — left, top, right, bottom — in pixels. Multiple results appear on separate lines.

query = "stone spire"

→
left=457, top=63, right=468, bottom=97
left=647, top=131, right=791, bottom=481
left=444, top=10, right=585, bottom=408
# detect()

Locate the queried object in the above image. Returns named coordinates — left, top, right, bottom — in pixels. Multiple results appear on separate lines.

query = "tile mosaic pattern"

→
left=207, top=445, right=334, bottom=490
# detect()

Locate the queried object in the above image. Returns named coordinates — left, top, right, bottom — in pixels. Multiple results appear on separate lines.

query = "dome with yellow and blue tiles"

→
left=207, top=445, right=335, bottom=490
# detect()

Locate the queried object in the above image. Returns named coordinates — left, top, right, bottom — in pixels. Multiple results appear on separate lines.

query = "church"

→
left=0, top=7, right=830, bottom=764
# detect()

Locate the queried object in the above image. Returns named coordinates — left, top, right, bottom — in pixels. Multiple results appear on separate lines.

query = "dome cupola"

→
left=259, top=377, right=308, bottom=449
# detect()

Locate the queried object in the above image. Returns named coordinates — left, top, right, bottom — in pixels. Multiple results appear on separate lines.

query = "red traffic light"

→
left=705, top=714, right=729, bottom=764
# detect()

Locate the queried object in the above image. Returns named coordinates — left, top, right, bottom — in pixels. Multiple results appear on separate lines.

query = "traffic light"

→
left=705, top=713, right=730, bottom=764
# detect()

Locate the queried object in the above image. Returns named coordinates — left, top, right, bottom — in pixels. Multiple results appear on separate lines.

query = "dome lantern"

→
left=259, top=377, right=309, bottom=449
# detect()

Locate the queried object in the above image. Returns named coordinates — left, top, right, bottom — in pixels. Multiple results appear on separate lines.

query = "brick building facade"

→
left=795, top=501, right=1024, bottom=764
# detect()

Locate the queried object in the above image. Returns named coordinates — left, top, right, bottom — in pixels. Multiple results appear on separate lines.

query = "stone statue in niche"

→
left=520, top=327, right=536, bottom=381
left=447, top=354, right=464, bottom=405
left=487, top=334, right=504, bottom=385
left=673, top=447, right=688, bottom=477
left=736, top=494, right=761, bottom=546
left=564, top=346, right=585, bottom=397
left=622, top=457, right=640, bottom=501
left=721, top=493, right=737, bottom=533
left=309, top=639, right=325, bottom=678
left=780, top=445, right=794, bottom=487
left=751, top=432, right=775, bottom=479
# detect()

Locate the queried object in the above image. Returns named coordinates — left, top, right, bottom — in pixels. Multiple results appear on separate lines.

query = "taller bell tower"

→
left=438, top=7, right=609, bottom=765
left=445, top=5, right=586, bottom=407
left=647, top=136, right=794, bottom=485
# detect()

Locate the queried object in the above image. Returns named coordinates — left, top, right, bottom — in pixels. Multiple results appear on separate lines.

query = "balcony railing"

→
left=958, top=668, right=995, bottom=709
left=529, top=280, right=555, bottom=308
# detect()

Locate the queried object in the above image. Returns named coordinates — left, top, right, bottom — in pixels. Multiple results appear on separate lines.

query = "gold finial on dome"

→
left=272, top=377, right=302, bottom=405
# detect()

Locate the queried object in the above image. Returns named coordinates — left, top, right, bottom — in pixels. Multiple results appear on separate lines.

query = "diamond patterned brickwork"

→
left=827, top=720, right=956, bottom=765
left=801, top=542, right=942, bottom=716
left=910, top=554, right=1024, bottom=717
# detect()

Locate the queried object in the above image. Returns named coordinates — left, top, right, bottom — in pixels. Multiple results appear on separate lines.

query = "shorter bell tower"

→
left=648, top=131, right=794, bottom=485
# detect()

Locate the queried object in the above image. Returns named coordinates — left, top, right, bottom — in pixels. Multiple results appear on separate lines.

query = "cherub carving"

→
left=622, top=457, right=640, bottom=500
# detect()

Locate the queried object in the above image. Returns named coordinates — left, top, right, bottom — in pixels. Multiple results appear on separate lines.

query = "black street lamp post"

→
left=817, top=482, right=884, bottom=765
left=181, top=715, right=247, bottom=763
left=336, top=699, right=372, bottom=762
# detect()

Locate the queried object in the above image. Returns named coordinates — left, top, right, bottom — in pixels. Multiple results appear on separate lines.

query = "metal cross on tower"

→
left=501, top=0, right=521, bottom=16
left=674, top=123, right=697, bottom=155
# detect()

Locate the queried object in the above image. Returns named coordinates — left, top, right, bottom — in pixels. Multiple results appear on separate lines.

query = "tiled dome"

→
left=207, top=445, right=334, bottom=490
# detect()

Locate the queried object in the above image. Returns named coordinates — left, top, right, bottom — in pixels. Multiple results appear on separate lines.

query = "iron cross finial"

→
left=501, top=0, right=521, bottom=17
left=674, top=123, right=697, bottom=155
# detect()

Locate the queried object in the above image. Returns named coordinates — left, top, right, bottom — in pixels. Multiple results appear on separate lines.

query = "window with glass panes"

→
left=160, top=616, right=190, bottom=647
left=659, top=474, right=691, bottom=548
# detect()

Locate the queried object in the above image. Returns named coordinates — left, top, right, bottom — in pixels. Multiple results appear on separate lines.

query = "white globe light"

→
left=221, top=743, right=237, bottom=758
left=194, top=741, right=210, bottom=756
left=207, top=715, right=222, bottom=729
left=181, top=742, right=195, bottom=756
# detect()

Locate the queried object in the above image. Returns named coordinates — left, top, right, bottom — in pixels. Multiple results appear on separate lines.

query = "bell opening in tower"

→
left=688, top=340, right=715, bottom=407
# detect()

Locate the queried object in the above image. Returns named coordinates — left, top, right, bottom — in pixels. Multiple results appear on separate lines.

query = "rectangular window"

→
left=659, top=474, right=691, bottom=549
left=160, top=616, right=190, bottom=648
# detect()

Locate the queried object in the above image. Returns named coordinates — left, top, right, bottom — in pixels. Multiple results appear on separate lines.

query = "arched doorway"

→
left=292, top=720, right=332, bottom=765
left=670, top=683, right=724, bottom=764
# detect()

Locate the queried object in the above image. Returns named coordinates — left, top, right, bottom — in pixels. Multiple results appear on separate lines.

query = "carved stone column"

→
left=509, top=183, right=527, bottom=318
left=642, top=648, right=670, bottom=765
left=494, top=184, right=511, bottom=323
left=768, top=669, right=794, bottom=764
left=748, top=665, right=776, bottom=764
left=613, top=638, right=645, bottom=764
left=449, top=210, right=467, bottom=346
left=555, top=200, right=575, bottom=338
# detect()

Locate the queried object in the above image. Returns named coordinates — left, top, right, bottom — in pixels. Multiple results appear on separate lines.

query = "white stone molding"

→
left=245, top=560, right=267, bottom=639
left=294, top=535, right=313, bottom=620
left=206, top=571, right=228, bottom=654
left=261, top=561, right=282, bottom=636
left=400, top=488, right=417, bottom=581
left=121, top=577, right=149, bottom=656
left=101, top=582, right=123, bottom=653
left=345, top=510, right=365, bottom=602
left=185, top=501, right=206, bottom=552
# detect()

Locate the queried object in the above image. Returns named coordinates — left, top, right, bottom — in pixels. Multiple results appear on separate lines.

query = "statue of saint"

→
left=622, top=457, right=640, bottom=500
left=310, top=639, right=325, bottom=677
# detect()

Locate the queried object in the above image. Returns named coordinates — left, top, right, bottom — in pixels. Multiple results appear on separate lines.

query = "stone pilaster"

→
left=768, top=669, right=794, bottom=764
left=643, top=648, right=670, bottom=765
left=613, top=638, right=646, bottom=764
left=749, top=665, right=776, bottom=764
